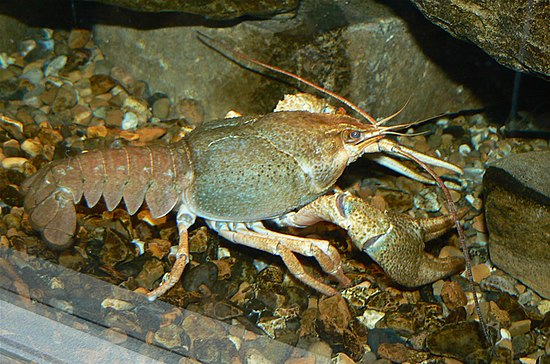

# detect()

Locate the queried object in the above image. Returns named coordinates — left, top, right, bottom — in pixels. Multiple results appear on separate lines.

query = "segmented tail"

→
left=21, top=143, right=192, bottom=249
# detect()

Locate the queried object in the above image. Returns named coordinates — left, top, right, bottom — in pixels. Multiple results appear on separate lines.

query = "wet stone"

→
left=145, top=238, right=171, bottom=259
left=188, top=226, right=210, bottom=253
left=440, top=281, right=467, bottom=310
left=90, top=74, right=117, bottom=95
left=484, top=151, right=550, bottom=299
left=110, top=66, right=135, bottom=91
left=182, top=261, right=218, bottom=292
left=513, top=333, right=536, bottom=357
left=256, top=289, right=286, bottom=311
left=426, top=321, right=491, bottom=360
left=0, top=78, right=23, bottom=100
left=58, top=250, right=85, bottom=271
left=102, top=328, right=128, bottom=344
left=64, top=49, right=92, bottom=73
left=99, top=229, right=134, bottom=267
left=121, top=111, right=138, bottom=130
left=154, top=323, right=184, bottom=349
left=256, top=266, right=285, bottom=290
left=318, top=294, right=351, bottom=337
left=20, top=67, right=43, bottom=85
left=135, top=258, right=164, bottom=290
left=377, top=342, right=428, bottom=363
left=175, top=97, right=204, bottom=127
left=152, top=96, right=171, bottom=119
left=104, top=311, right=142, bottom=334
left=44, top=55, right=67, bottom=78
left=2, top=139, right=21, bottom=157
left=509, top=319, right=532, bottom=337
left=52, top=83, right=77, bottom=113
left=481, top=272, right=520, bottom=297
left=101, top=298, right=134, bottom=311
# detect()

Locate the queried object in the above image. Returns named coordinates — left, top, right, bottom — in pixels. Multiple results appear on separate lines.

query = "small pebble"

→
left=154, top=324, right=184, bottom=349
left=440, top=281, right=467, bottom=309
left=90, top=74, right=116, bottom=94
left=44, top=55, right=67, bottom=77
left=413, top=188, right=441, bottom=212
left=105, top=109, right=123, bottom=127
left=102, top=328, right=128, bottom=344
left=519, top=358, right=536, bottom=364
left=307, top=340, right=332, bottom=358
left=68, top=29, right=91, bottom=49
left=3, top=139, right=21, bottom=157
left=471, top=263, right=491, bottom=283
left=87, top=125, right=108, bottom=138
left=358, top=309, right=385, bottom=330
left=458, top=144, right=471, bottom=156
left=18, top=39, right=37, bottom=57
left=52, top=83, right=77, bottom=112
left=1, top=157, right=28, bottom=171
left=135, top=126, right=166, bottom=142
left=49, top=277, right=64, bottom=290
left=71, top=104, right=92, bottom=125
left=465, top=193, right=483, bottom=210
left=111, top=66, right=135, bottom=91
left=538, top=300, right=550, bottom=316
left=121, top=111, right=138, bottom=130
left=152, top=97, right=171, bottom=119
left=509, top=319, right=531, bottom=337
left=101, top=298, right=135, bottom=311
left=20, top=67, right=43, bottom=85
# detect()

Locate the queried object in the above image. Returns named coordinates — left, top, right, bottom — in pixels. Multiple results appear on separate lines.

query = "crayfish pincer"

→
left=22, top=108, right=463, bottom=300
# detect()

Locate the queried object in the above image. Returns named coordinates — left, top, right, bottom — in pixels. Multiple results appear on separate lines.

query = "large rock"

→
left=92, top=0, right=515, bottom=122
left=410, top=0, right=550, bottom=78
left=88, top=0, right=298, bottom=19
left=0, top=14, right=28, bottom=53
left=484, top=151, right=550, bottom=299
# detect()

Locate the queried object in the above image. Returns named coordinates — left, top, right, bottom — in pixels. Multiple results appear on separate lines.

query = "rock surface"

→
left=484, top=151, right=550, bottom=299
left=0, top=14, right=27, bottom=53
left=92, top=0, right=516, bottom=122
left=410, top=0, right=550, bottom=78
left=89, top=0, right=298, bottom=19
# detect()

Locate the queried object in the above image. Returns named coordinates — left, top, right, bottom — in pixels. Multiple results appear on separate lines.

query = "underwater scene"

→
left=0, top=0, right=549, bottom=363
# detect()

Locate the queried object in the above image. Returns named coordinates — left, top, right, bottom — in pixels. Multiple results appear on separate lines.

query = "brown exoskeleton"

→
left=21, top=36, right=465, bottom=301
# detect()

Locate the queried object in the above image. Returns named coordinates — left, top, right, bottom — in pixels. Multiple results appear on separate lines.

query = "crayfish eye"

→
left=343, top=130, right=362, bottom=143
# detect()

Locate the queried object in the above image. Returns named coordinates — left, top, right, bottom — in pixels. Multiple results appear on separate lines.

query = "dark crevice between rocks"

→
left=377, top=0, right=550, bottom=128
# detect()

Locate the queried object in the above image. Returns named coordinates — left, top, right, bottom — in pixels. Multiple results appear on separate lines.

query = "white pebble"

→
left=458, top=144, right=471, bottom=156
left=538, top=299, right=550, bottom=315
left=21, top=139, right=43, bottom=157
left=358, top=309, right=385, bottom=329
left=500, top=328, right=511, bottom=340
left=465, top=194, right=483, bottom=210
left=217, top=246, right=231, bottom=259
left=18, top=40, right=36, bottom=57
left=357, top=310, right=386, bottom=330
left=121, top=112, right=138, bottom=130
left=0, top=52, right=15, bottom=69
left=1, top=157, right=28, bottom=171
left=44, top=55, right=67, bottom=77
left=131, top=239, right=145, bottom=255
